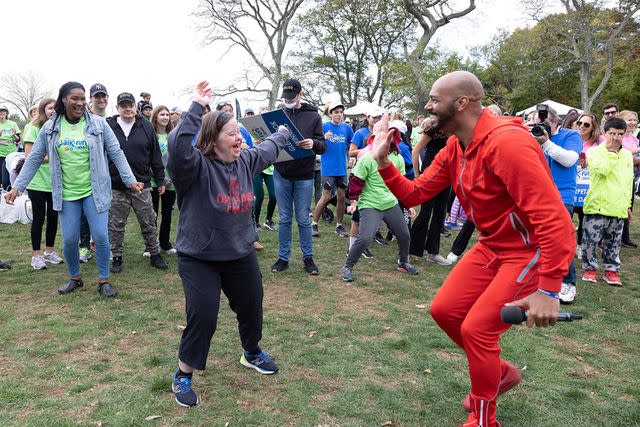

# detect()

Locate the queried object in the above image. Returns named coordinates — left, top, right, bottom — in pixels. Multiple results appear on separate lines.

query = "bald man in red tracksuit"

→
left=378, top=108, right=575, bottom=426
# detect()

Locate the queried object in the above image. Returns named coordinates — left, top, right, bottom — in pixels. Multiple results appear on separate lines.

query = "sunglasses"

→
left=603, top=110, right=617, bottom=116
left=576, top=121, right=591, bottom=128
left=217, top=101, right=231, bottom=107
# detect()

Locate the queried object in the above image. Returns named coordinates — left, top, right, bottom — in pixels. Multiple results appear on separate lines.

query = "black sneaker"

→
left=58, top=278, right=83, bottom=294
left=362, top=248, right=374, bottom=259
left=335, top=224, right=349, bottom=237
left=374, top=231, right=388, bottom=245
left=240, top=349, right=279, bottom=374
left=340, top=266, right=354, bottom=282
left=303, top=257, right=319, bottom=275
left=271, top=258, right=289, bottom=272
left=97, top=282, right=118, bottom=298
left=263, top=219, right=276, bottom=231
left=150, top=254, right=168, bottom=270
left=440, top=229, right=452, bottom=238
left=312, top=223, right=320, bottom=237
left=0, top=260, right=11, bottom=271
left=110, top=256, right=123, bottom=273
left=622, top=239, right=638, bottom=248
left=172, top=370, right=199, bottom=407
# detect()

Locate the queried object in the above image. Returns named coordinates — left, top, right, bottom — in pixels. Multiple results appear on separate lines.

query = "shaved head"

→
left=433, top=71, right=484, bottom=102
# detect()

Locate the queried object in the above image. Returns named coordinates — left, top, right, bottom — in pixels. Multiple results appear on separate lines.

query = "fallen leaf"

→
left=307, top=331, right=318, bottom=337
left=225, top=423, right=229, bottom=427
left=423, top=369, right=432, bottom=374
left=383, top=325, right=391, bottom=330
left=177, top=324, right=186, bottom=331
left=576, top=356, right=584, bottom=361
left=522, top=365, right=527, bottom=371
left=415, top=304, right=427, bottom=309
left=132, top=331, right=137, bottom=335
left=145, top=415, right=162, bottom=421
left=382, top=421, right=394, bottom=426
left=96, top=422, right=103, bottom=427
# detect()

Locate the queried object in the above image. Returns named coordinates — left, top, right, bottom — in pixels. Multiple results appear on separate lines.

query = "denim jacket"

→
left=13, top=109, right=136, bottom=213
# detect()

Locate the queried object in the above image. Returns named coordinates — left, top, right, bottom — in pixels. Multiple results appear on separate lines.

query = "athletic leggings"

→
left=28, top=189, right=58, bottom=251
left=151, top=188, right=176, bottom=250
left=253, top=173, right=276, bottom=224
left=573, top=206, right=584, bottom=245
left=178, top=251, right=264, bottom=370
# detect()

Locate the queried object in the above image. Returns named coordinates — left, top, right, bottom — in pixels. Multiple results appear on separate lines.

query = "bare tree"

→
left=526, top=0, right=640, bottom=110
left=194, top=0, right=305, bottom=109
left=0, top=71, right=51, bottom=120
left=403, top=0, right=476, bottom=114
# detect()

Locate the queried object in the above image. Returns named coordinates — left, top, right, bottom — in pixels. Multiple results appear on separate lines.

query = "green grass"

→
left=0, top=208, right=639, bottom=426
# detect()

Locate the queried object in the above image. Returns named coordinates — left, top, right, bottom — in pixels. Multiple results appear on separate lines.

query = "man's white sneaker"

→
left=446, top=252, right=459, bottom=263
left=559, top=282, right=576, bottom=304
left=163, top=248, right=177, bottom=255
left=426, top=253, right=453, bottom=266
left=31, top=255, right=47, bottom=270
left=142, top=251, right=151, bottom=258
left=43, top=251, right=64, bottom=264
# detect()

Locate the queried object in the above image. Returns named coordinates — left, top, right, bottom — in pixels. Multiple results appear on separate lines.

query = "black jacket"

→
left=106, top=115, right=165, bottom=190
left=274, top=103, right=326, bottom=180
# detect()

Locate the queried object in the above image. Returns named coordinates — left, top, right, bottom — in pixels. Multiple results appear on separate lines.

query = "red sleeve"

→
left=348, top=176, right=366, bottom=200
left=487, top=129, right=575, bottom=293
left=378, top=147, right=452, bottom=208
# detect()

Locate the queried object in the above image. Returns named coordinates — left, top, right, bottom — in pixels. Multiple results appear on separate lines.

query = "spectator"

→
left=170, top=107, right=182, bottom=127
left=28, top=105, right=38, bottom=119
left=616, top=110, right=640, bottom=248
left=581, top=118, right=634, bottom=286
left=106, top=92, right=168, bottom=273
left=138, top=92, right=152, bottom=112
left=140, top=103, right=153, bottom=121
left=561, top=109, right=579, bottom=129
left=0, top=105, right=21, bottom=189
left=270, top=78, right=326, bottom=275
left=526, top=105, right=582, bottom=304
left=6, top=81, right=142, bottom=297
left=601, top=102, right=618, bottom=127
left=311, top=101, right=353, bottom=238
left=244, top=108, right=255, bottom=117
left=350, top=108, right=382, bottom=158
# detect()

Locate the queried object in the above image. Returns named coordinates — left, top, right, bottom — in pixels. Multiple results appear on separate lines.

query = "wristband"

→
left=537, top=289, right=560, bottom=299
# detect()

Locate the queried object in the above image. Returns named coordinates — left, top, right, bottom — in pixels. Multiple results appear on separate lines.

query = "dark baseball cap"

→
left=141, top=103, right=153, bottom=111
left=117, top=92, right=136, bottom=105
left=90, top=83, right=108, bottom=97
left=280, top=78, right=302, bottom=99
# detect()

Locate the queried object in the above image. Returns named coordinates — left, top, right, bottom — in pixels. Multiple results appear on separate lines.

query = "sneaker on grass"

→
left=79, top=247, right=92, bottom=263
left=271, top=258, right=289, bottom=272
left=240, top=349, right=279, bottom=374
left=602, top=271, right=622, bottom=286
left=312, top=223, right=320, bottom=237
left=303, top=257, right=319, bottom=275
left=335, top=224, right=349, bottom=237
left=397, top=260, right=419, bottom=275
left=172, top=370, right=199, bottom=407
left=31, top=255, right=47, bottom=270
left=263, top=219, right=276, bottom=231
left=374, top=231, right=388, bottom=245
left=341, top=266, right=354, bottom=282
left=43, top=251, right=64, bottom=264
left=446, top=252, right=459, bottom=263
left=0, top=260, right=11, bottom=271
left=581, top=269, right=597, bottom=283
left=362, top=247, right=374, bottom=259
left=559, top=282, right=576, bottom=304
left=426, top=253, right=453, bottom=266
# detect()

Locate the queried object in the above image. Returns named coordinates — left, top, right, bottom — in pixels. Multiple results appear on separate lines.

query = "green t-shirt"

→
left=56, top=116, right=92, bottom=201
left=23, top=122, right=52, bottom=192
left=152, top=133, right=174, bottom=191
left=262, top=165, right=274, bottom=175
left=0, top=119, right=20, bottom=157
left=352, top=151, right=405, bottom=211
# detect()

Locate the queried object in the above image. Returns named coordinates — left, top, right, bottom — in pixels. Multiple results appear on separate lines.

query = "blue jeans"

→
left=273, top=170, right=313, bottom=261
left=563, top=204, right=577, bottom=285
left=59, top=195, right=110, bottom=279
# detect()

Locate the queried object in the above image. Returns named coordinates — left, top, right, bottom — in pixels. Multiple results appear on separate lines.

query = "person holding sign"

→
left=167, top=81, right=293, bottom=408
left=270, top=78, right=326, bottom=275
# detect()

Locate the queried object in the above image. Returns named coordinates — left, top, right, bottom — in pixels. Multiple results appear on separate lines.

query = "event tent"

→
left=516, top=100, right=583, bottom=117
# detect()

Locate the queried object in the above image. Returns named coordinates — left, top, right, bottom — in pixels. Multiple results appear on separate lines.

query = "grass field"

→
left=0, top=208, right=639, bottom=426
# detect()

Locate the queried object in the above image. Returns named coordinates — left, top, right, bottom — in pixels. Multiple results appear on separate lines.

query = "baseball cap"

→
left=0, top=105, right=9, bottom=113
left=280, top=78, right=302, bottom=99
left=117, top=92, right=136, bottom=105
left=244, top=108, right=254, bottom=114
left=90, top=83, right=108, bottom=97
left=389, top=119, right=407, bottom=134
left=326, top=101, right=345, bottom=114
left=140, top=103, right=153, bottom=111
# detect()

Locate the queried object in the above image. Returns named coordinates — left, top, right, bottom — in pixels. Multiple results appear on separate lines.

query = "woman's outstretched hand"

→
left=194, top=81, right=213, bottom=107
left=372, top=112, right=392, bottom=168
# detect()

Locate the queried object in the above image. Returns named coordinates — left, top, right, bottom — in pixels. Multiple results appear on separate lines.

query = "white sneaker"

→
left=559, top=282, right=576, bottom=304
left=426, top=253, right=453, bottom=266
left=31, top=255, right=47, bottom=270
left=43, top=251, right=64, bottom=264
left=446, top=252, right=459, bottom=263
left=575, top=245, right=581, bottom=258
left=142, top=251, right=151, bottom=258
left=163, top=248, right=177, bottom=255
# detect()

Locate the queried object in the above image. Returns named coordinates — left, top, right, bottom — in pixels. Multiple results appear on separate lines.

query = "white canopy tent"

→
left=516, top=100, right=583, bottom=117
left=343, top=102, right=386, bottom=116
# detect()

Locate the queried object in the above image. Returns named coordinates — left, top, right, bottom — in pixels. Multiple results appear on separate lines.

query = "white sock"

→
left=349, top=236, right=356, bottom=249
left=312, top=221, right=318, bottom=226
left=336, top=223, right=343, bottom=228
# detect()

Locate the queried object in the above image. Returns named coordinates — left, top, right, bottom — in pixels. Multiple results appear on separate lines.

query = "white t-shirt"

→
left=117, top=117, right=135, bottom=138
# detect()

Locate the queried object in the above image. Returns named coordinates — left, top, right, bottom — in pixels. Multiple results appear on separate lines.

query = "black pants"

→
left=28, top=189, right=58, bottom=251
left=622, top=186, right=634, bottom=243
left=0, top=156, right=9, bottom=189
left=573, top=206, right=584, bottom=245
left=178, top=252, right=263, bottom=370
left=410, top=188, right=449, bottom=257
left=151, top=188, right=177, bottom=250
left=451, top=219, right=475, bottom=256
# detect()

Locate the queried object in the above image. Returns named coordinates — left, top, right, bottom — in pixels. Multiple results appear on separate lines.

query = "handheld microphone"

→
left=501, top=306, right=583, bottom=325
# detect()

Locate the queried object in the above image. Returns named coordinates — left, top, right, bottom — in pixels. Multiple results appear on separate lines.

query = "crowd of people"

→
left=0, top=73, right=638, bottom=425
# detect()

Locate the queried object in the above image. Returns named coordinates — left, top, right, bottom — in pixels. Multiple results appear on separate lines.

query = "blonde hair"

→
left=617, top=110, right=638, bottom=122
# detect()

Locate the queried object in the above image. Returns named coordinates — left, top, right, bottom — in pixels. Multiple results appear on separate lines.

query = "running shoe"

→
left=559, top=283, right=576, bottom=304
left=446, top=252, right=459, bottom=263
left=303, top=257, right=319, bottom=275
left=335, top=224, right=349, bottom=237
left=397, top=260, right=419, bottom=275
left=172, top=370, right=199, bottom=407
left=263, top=220, right=277, bottom=231
left=426, top=253, right=453, bottom=266
left=240, top=349, right=279, bottom=374
left=341, top=266, right=354, bottom=282
left=79, top=247, right=92, bottom=263
left=31, top=255, right=47, bottom=270
left=43, top=251, right=63, bottom=264
left=271, top=258, right=289, bottom=272
left=602, top=271, right=622, bottom=286
left=312, top=223, right=320, bottom=237
left=581, top=270, right=597, bottom=283
left=362, top=248, right=374, bottom=259
left=374, top=231, right=388, bottom=245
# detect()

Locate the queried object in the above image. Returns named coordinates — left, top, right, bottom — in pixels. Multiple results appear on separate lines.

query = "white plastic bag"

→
left=0, top=192, right=32, bottom=224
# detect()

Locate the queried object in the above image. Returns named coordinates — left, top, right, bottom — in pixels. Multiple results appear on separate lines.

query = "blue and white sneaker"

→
left=240, top=349, right=279, bottom=375
left=172, top=370, right=200, bottom=407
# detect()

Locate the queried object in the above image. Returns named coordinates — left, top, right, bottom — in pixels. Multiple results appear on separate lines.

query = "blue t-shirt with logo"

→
left=352, top=127, right=371, bottom=149
left=321, top=121, right=354, bottom=176
left=547, top=128, right=583, bottom=205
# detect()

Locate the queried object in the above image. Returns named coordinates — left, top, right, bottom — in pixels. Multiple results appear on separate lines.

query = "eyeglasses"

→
left=576, top=121, right=591, bottom=128
left=218, top=101, right=231, bottom=107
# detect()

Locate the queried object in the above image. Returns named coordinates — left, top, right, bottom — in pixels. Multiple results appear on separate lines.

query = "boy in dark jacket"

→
left=106, top=92, right=168, bottom=272
left=270, top=78, right=326, bottom=275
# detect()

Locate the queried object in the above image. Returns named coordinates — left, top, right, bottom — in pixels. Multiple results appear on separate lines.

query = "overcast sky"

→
left=4, top=0, right=533, bottom=115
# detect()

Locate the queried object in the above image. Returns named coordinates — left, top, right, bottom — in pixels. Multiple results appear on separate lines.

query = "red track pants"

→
left=430, top=242, right=541, bottom=427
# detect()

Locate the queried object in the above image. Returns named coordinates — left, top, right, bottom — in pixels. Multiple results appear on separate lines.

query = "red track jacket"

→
left=379, top=109, right=575, bottom=293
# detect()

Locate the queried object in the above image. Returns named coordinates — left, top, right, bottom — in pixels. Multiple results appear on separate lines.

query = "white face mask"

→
left=284, top=102, right=297, bottom=109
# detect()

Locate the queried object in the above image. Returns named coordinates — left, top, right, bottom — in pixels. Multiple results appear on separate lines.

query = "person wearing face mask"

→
left=5, top=81, right=142, bottom=297
left=106, top=93, right=169, bottom=273
left=270, top=78, right=326, bottom=275
left=166, top=81, right=294, bottom=408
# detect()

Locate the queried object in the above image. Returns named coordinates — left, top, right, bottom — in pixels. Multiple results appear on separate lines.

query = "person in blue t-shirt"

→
left=311, top=102, right=354, bottom=238
left=349, top=108, right=382, bottom=158
left=526, top=105, right=582, bottom=304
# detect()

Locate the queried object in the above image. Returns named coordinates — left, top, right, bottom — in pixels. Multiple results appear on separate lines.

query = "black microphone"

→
left=501, top=306, right=583, bottom=325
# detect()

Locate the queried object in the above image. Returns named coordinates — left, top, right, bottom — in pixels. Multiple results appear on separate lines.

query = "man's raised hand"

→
left=194, top=81, right=213, bottom=107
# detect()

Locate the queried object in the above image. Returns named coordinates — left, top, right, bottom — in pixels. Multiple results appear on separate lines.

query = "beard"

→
left=430, top=101, right=456, bottom=131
